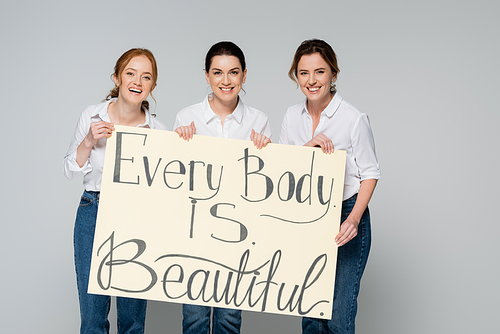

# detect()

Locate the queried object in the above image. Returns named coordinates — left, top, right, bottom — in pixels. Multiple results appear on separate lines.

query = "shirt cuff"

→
left=360, top=173, right=380, bottom=182
left=66, top=150, right=92, bottom=174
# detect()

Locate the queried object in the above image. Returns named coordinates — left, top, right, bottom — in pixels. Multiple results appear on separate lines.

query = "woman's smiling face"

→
left=114, top=55, right=154, bottom=105
left=297, top=52, right=336, bottom=106
left=205, top=55, right=247, bottom=105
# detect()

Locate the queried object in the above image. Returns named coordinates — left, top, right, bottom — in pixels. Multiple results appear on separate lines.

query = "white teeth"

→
left=130, top=88, right=142, bottom=93
left=308, top=87, right=319, bottom=92
left=221, top=88, right=232, bottom=92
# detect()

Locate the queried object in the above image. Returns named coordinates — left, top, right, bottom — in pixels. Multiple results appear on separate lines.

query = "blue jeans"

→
left=183, top=304, right=242, bottom=334
left=74, top=190, right=147, bottom=334
left=302, top=194, right=372, bottom=334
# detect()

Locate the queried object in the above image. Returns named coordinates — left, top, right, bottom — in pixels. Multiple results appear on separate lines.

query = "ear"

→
left=113, top=73, right=119, bottom=86
left=205, top=70, right=210, bottom=85
left=332, top=73, right=337, bottom=83
left=242, top=69, right=247, bottom=84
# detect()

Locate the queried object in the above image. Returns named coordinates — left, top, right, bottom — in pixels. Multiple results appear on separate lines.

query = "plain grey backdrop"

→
left=1, top=0, right=498, bottom=333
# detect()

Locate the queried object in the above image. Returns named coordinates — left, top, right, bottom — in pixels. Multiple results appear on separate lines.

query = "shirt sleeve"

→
left=62, top=108, right=93, bottom=180
left=279, top=111, right=289, bottom=145
left=172, top=113, right=183, bottom=130
left=351, top=113, right=380, bottom=181
left=151, top=117, right=169, bottom=131
left=260, top=116, right=272, bottom=141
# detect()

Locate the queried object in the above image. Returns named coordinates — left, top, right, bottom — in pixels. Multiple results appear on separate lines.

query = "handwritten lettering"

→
left=96, top=233, right=329, bottom=316
left=90, top=128, right=345, bottom=319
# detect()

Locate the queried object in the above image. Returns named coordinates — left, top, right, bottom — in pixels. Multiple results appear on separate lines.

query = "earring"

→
left=330, top=81, right=336, bottom=92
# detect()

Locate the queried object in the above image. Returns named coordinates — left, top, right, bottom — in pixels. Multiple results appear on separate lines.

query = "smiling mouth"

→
left=307, top=87, right=320, bottom=92
left=129, top=88, right=142, bottom=94
left=220, top=87, right=234, bottom=92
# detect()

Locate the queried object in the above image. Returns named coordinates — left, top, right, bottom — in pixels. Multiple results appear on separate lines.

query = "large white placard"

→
left=88, top=125, right=346, bottom=319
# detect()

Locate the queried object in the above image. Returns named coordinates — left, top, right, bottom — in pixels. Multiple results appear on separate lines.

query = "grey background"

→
left=1, top=0, right=498, bottom=333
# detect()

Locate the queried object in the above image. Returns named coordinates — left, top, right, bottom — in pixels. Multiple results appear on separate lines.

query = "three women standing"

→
left=64, top=39, right=378, bottom=334
left=280, top=39, right=380, bottom=334
left=63, top=48, right=167, bottom=334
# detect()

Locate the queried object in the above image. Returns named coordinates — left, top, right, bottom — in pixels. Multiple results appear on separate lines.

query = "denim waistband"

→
left=343, top=193, right=358, bottom=203
left=83, top=190, right=100, bottom=200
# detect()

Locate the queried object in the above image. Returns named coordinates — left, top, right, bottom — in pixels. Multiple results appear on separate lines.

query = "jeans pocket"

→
left=79, top=195, right=93, bottom=207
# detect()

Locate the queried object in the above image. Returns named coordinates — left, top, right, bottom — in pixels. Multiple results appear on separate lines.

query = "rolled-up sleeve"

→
left=351, top=113, right=380, bottom=181
left=63, top=108, right=93, bottom=180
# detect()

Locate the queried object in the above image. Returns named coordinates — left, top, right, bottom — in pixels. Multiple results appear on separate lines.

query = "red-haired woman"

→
left=63, top=48, right=167, bottom=334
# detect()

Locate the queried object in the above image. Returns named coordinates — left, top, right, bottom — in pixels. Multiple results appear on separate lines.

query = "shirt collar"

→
left=90, top=98, right=154, bottom=128
left=202, top=94, right=244, bottom=124
left=232, top=97, right=244, bottom=124
left=90, top=98, right=113, bottom=121
left=140, top=110, right=153, bottom=129
left=301, top=92, right=343, bottom=117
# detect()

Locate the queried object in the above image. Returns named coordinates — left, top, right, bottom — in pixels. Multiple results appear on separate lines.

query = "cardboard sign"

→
left=88, top=125, right=346, bottom=319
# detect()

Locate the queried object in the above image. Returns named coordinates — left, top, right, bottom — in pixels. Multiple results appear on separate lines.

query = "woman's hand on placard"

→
left=85, top=121, right=115, bottom=147
left=175, top=121, right=196, bottom=141
left=250, top=129, right=271, bottom=149
left=76, top=121, right=114, bottom=167
left=304, top=134, right=334, bottom=154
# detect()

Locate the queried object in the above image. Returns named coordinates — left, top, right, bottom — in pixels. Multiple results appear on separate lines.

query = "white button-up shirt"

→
left=279, top=93, right=380, bottom=200
left=63, top=98, right=168, bottom=191
left=173, top=94, right=272, bottom=140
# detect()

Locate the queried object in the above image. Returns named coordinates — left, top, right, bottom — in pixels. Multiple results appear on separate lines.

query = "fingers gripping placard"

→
left=88, top=125, right=346, bottom=319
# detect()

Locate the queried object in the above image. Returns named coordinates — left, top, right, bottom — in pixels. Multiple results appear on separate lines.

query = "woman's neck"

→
left=108, top=98, right=145, bottom=126
left=307, top=93, right=334, bottom=117
left=307, top=93, right=334, bottom=135
left=209, top=95, right=238, bottom=126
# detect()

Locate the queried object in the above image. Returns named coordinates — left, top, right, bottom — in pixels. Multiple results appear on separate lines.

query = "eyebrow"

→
left=211, top=67, right=241, bottom=71
left=299, top=67, right=327, bottom=71
left=124, top=67, right=152, bottom=75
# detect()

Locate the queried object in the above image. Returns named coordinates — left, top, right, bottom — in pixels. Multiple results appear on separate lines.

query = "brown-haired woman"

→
left=63, top=48, right=167, bottom=334
left=174, top=41, right=271, bottom=334
left=280, top=39, right=380, bottom=334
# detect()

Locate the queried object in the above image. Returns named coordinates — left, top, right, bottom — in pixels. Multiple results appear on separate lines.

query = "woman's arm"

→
left=64, top=109, right=108, bottom=180
left=335, top=178, right=377, bottom=246
left=76, top=121, right=114, bottom=167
